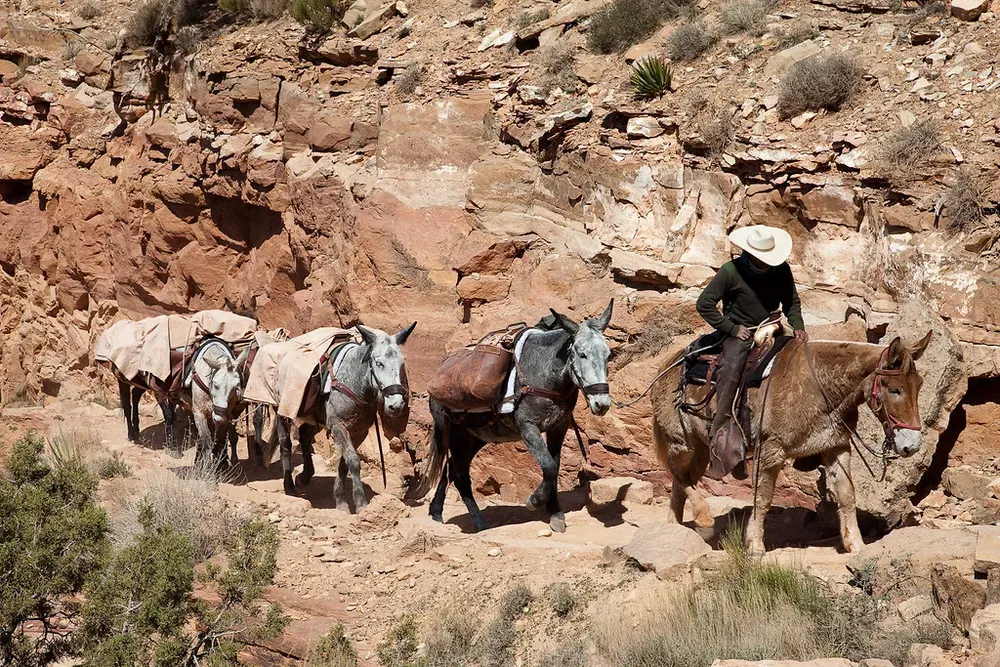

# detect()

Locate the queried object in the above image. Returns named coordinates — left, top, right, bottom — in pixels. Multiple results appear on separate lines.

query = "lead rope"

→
left=374, top=414, right=388, bottom=489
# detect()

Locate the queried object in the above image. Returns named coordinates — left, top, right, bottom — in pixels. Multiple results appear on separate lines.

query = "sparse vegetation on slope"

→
left=719, top=0, right=771, bottom=36
left=588, top=0, right=692, bottom=54
left=944, top=167, right=987, bottom=232
left=777, top=53, right=865, bottom=118
left=629, top=56, right=672, bottom=99
left=877, top=118, right=942, bottom=176
left=308, top=625, right=359, bottom=666
left=291, top=0, right=347, bottom=33
left=667, top=20, right=718, bottom=61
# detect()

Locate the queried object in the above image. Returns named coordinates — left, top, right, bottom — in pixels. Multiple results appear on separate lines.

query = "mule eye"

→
left=578, top=351, right=588, bottom=359
left=888, top=388, right=902, bottom=396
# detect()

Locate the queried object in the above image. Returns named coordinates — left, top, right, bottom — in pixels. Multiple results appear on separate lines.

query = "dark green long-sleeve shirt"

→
left=696, top=256, right=805, bottom=336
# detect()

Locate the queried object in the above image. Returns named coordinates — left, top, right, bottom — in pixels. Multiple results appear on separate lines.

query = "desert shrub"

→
left=775, top=22, right=819, bottom=48
left=630, top=55, right=672, bottom=99
left=614, top=305, right=694, bottom=369
left=78, top=0, right=104, bottom=19
left=48, top=427, right=102, bottom=467
left=110, top=460, right=236, bottom=561
left=395, top=63, right=421, bottom=95
left=667, top=20, right=717, bottom=61
left=596, top=527, right=953, bottom=666
left=474, top=584, right=534, bottom=667
left=125, top=0, right=170, bottom=48
left=82, top=512, right=286, bottom=665
left=290, top=0, right=346, bottom=32
left=251, top=0, right=289, bottom=17
left=96, top=451, right=132, bottom=479
left=498, top=583, right=533, bottom=619
left=424, top=606, right=479, bottom=667
left=173, top=0, right=200, bottom=25
left=588, top=0, right=692, bottom=54
left=219, top=0, right=251, bottom=13
left=537, top=640, right=588, bottom=667
left=699, top=107, right=734, bottom=155
left=944, top=167, right=987, bottom=232
left=537, top=43, right=577, bottom=95
left=470, top=0, right=492, bottom=8
left=515, top=6, right=549, bottom=28
left=308, top=625, right=358, bottom=666
left=175, top=25, right=201, bottom=54
left=876, top=118, right=941, bottom=174
left=777, top=53, right=864, bottom=119
left=378, top=615, right=420, bottom=667
left=719, top=0, right=770, bottom=36
left=550, top=582, right=577, bottom=617
left=0, top=433, right=109, bottom=666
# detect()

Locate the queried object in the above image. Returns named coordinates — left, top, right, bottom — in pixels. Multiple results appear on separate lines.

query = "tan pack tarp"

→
left=243, top=327, right=358, bottom=418
left=94, top=320, right=147, bottom=380
left=95, top=311, right=259, bottom=381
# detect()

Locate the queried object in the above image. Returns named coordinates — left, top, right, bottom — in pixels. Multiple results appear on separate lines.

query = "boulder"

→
left=943, top=465, right=994, bottom=501
left=349, top=2, right=397, bottom=39
left=898, top=594, right=934, bottom=621
left=976, top=526, right=1000, bottom=575
left=626, top=116, right=665, bottom=139
left=850, top=526, right=977, bottom=579
left=359, top=495, right=409, bottom=530
left=971, top=604, right=1000, bottom=653
left=622, top=522, right=710, bottom=580
left=904, top=644, right=954, bottom=667
left=852, top=302, right=968, bottom=530
left=797, top=184, right=862, bottom=229
left=456, top=274, right=511, bottom=303
left=951, top=0, right=990, bottom=21
left=763, top=39, right=822, bottom=78
left=932, top=562, right=986, bottom=633
left=588, top=477, right=654, bottom=506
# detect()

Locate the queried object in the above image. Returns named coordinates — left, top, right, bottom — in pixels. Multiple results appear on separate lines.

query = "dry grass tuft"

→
left=175, top=25, right=201, bottom=55
left=250, top=0, right=290, bottom=17
left=515, top=6, right=550, bottom=28
left=719, top=0, right=771, bottom=36
left=944, top=167, right=987, bottom=232
left=425, top=606, right=479, bottom=667
left=876, top=118, right=941, bottom=176
left=307, top=624, right=359, bottom=667
left=78, top=0, right=104, bottom=20
left=550, top=582, right=577, bottom=617
left=614, top=305, right=694, bottom=369
left=395, top=64, right=421, bottom=95
left=125, top=0, right=169, bottom=48
left=777, top=53, right=864, bottom=119
left=699, top=107, right=735, bottom=156
left=667, top=20, right=718, bottom=61
left=595, top=527, right=953, bottom=666
left=775, top=22, right=819, bottom=48
left=110, top=459, right=238, bottom=562
left=537, top=639, right=588, bottom=667
left=588, top=0, right=692, bottom=54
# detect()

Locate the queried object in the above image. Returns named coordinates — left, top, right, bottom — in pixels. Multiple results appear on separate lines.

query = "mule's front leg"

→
left=823, top=448, right=864, bottom=553
left=296, top=424, right=318, bottom=487
left=276, top=417, right=297, bottom=496
left=119, top=380, right=137, bottom=442
left=192, top=410, right=212, bottom=468
left=251, top=405, right=266, bottom=467
left=747, top=463, right=780, bottom=555
left=520, top=423, right=563, bottom=532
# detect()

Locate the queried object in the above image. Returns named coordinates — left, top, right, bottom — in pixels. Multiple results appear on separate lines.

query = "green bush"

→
left=308, top=625, right=358, bottom=666
left=290, top=0, right=346, bottom=33
left=587, top=0, right=692, bottom=54
left=550, top=582, right=577, bottom=618
left=777, top=53, right=864, bottom=119
left=0, top=433, right=109, bottom=666
left=667, top=20, right=717, bottom=61
left=378, top=615, right=421, bottom=667
left=125, top=0, right=170, bottom=48
left=629, top=55, right=672, bottom=99
left=96, top=451, right=132, bottom=479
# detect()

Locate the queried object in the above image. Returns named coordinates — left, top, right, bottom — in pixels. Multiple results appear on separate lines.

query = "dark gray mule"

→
left=415, top=301, right=613, bottom=533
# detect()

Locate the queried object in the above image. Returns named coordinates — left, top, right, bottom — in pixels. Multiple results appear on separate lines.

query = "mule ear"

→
left=235, top=347, right=250, bottom=369
left=908, top=331, right=932, bottom=361
left=884, top=336, right=905, bottom=370
left=593, top=298, right=614, bottom=332
left=356, top=324, right=378, bottom=348
left=204, top=355, right=223, bottom=371
left=549, top=309, right=579, bottom=335
left=394, top=322, right=417, bottom=345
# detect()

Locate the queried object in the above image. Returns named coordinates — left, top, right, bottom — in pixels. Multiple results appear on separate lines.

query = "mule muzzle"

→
left=582, top=383, right=611, bottom=416
left=889, top=427, right=921, bottom=457
left=381, top=384, right=408, bottom=416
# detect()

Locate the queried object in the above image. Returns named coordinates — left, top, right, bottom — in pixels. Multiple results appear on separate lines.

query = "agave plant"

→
left=630, top=55, right=673, bottom=99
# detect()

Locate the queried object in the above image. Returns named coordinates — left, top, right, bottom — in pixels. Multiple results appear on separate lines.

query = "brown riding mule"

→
left=650, top=333, right=932, bottom=554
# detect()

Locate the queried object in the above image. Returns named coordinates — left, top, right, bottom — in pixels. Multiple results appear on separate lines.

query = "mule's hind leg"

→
left=119, top=380, right=138, bottom=442
left=823, top=448, right=864, bottom=553
left=451, top=431, right=488, bottom=532
left=276, top=417, right=297, bottom=496
left=251, top=406, right=266, bottom=467
left=429, top=466, right=449, bottom=523
left=296, top=423, right=318, bottom=487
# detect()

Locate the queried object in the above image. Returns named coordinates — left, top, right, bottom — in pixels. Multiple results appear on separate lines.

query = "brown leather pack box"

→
left=426, top=344, right=513, bottom=412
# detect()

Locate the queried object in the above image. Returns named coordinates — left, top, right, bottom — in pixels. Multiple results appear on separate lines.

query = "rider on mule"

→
left=696, top=225, right=806, bottom=480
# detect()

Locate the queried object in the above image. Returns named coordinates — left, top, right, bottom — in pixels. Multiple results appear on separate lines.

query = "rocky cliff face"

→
left=1, top=0, right=998, bottom=523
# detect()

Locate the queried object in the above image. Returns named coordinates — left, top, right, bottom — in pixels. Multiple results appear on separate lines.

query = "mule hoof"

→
left=295, top=473, right=311, bottom=487
left=430, top=512, right=444, bottom=524
left=335, top=501, right=351, bottom=513
left=525, top=494, right=542, bottom=511
left=549, top=514, right=566, bottom=533
left=472, top=518, right=489, bottom=533
left=354, top=498, right=369, bottom=511
left=254, top=456, right=264, bottom=468
left=283, top=483, right=298, bottom=497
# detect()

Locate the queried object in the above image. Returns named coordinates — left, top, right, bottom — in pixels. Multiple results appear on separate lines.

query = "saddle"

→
left=147, top=345, right=202, bottom=395
left=682, top=331, right=793, bottom=390
left=426, top=323, right=526, bottom=413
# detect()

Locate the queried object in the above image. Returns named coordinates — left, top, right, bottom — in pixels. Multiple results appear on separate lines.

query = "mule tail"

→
left=411, top=413, right=449, bottom=499
left=256, top=405, right=280, bottom=465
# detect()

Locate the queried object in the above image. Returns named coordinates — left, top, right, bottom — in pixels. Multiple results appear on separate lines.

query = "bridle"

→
left=514, top=333, right=609, bottom=404
left=868, top=346, right=921, bottom=435
left=326, top=344, right=409, bottom=409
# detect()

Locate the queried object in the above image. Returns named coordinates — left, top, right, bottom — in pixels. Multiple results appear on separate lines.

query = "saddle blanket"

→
left=243, top=327, right=358, bottom=419
left=499, top=328, right=544, bottom=414
left=95, top=310, right=258, bottom=381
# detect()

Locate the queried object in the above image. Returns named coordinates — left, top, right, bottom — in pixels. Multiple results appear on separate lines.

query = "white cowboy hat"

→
left=728, top=225, right=793, bottom=267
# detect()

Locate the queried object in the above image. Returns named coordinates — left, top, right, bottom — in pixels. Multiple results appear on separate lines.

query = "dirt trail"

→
left=20, top=398, right=865, bottom=664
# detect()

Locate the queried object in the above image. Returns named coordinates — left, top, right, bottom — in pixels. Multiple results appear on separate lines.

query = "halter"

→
left=326, top=343, right=409, bottom=408
left=869, top=347, right=921, bottom=433
left=189, top=340, right=239, bottom=419
left=513, top=334, right=609, bottom=405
